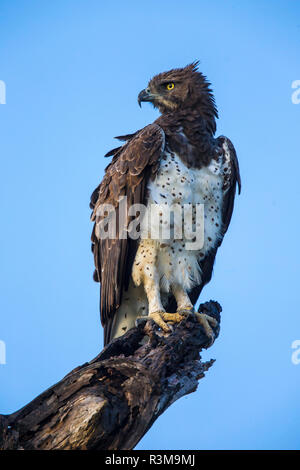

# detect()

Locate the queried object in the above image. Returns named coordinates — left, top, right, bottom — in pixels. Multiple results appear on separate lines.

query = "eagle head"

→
left=138, top=61, right=218, bottom=122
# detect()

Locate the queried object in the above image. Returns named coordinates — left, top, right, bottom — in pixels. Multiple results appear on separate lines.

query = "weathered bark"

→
left=0, top=301, right=221, bottom=450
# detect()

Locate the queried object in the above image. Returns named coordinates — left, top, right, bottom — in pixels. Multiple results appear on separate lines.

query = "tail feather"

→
left=103, top=317, right=114, bottom=346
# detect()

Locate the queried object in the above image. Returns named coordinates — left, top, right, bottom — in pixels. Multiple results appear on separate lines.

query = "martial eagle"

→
left=90, top=62, right=241, bottom=346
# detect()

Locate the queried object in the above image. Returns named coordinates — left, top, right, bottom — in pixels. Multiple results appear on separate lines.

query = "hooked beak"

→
left=138, top=88, right=155, bottom=107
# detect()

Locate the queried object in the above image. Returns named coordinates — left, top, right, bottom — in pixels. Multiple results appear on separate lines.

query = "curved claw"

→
left=142, top=311, right=187, bottom=332
left=148, top=311, right=171, bottom=332
left=177, top=307, right=195, bottom=316
left=137, top=309, right=217, bottom=344
left=162, top=312, right=185, bottom=324
left=177, top=309, right=217, bottom=345
left=194, top=312, right=218, bottom=345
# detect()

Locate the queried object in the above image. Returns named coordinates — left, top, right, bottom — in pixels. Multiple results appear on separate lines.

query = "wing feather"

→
left=217, top=135, right=241, bottom=238
left=90, top=124, right=165, bottom=343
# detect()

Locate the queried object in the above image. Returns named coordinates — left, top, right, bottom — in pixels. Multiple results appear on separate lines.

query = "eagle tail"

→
left=103, top=318, right=114, bottom=347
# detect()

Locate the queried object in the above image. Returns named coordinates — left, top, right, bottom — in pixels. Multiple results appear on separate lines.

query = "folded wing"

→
left=90, top=124, right=165, bottom=344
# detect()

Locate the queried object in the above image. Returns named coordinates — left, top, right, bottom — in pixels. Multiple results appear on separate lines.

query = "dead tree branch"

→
left=0, top=301, right=221, bottom=450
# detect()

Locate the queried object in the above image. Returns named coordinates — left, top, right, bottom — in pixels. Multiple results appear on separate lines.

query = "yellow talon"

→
left=162, top=312, right=185, bottom=323
left=148, top=311, right=171, bottom=332
left=144, top=311, right=186, bottom=331
left=137, top=309, right=217, bottom=344
left=194, top=312, right=218, bottom=344
left=177, top=309, right=217, bottom=344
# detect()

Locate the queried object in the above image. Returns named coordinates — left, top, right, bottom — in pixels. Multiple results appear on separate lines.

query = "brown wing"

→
left=90, top=124, right=165, bottom=344
left=217, top=135, right=241, bottom=237
left=180, top=135, right=241, bottom=308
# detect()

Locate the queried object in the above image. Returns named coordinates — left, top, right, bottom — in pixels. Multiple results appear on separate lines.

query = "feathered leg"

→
left=142, top=274, right=183, bottom=331
left=133, top=240, right=184, bottom=331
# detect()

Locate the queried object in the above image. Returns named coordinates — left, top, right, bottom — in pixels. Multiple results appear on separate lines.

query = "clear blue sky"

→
left=0, top=0, right=299, bottom=450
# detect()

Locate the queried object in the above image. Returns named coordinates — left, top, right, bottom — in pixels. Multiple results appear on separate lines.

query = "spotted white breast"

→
left=133, top=149, right=224, bottom=291
left=109, top=146, right=227, bottom=340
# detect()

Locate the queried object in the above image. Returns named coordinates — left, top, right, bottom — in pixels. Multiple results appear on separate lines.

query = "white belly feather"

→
left=110, top=149, right=225, bottom=339
left=132, top=150, right=224, bottom=292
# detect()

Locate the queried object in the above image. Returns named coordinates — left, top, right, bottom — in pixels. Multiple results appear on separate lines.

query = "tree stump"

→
left=0, top=301, right=221, bottom=450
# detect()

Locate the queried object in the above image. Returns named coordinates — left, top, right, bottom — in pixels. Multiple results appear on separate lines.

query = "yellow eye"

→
left=166, top=82, right=175, bottom=90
